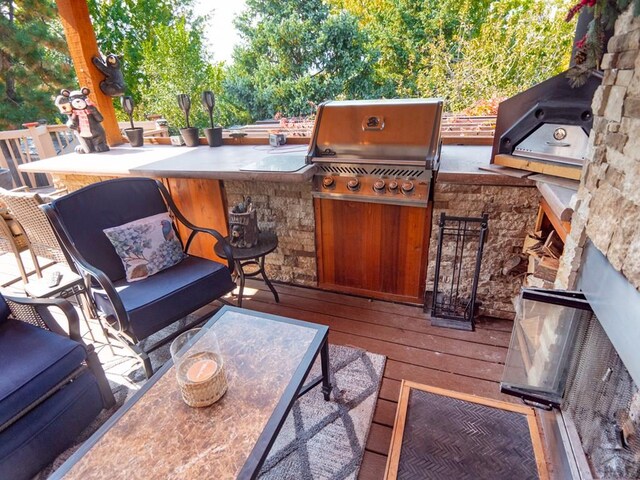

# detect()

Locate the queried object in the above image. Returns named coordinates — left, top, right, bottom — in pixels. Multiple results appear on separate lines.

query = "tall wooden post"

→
left=55, top=0, right=122, bottom=146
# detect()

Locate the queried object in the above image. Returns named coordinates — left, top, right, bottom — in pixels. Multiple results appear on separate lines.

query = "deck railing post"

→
left=23, top=123, right=57, bottom=159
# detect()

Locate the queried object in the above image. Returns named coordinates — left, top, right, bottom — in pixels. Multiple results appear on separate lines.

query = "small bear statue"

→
left=55, top=87, right=109, bottom=154
left=91, top=54, right=125, bottom=97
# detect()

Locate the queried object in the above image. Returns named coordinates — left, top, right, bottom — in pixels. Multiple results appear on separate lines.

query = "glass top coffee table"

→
left=51, top=306, right=331, bottom=479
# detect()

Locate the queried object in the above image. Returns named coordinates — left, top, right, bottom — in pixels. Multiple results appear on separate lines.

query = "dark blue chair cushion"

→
left=93, top=255, right=235, bottom=340
left=49, top=177, right=169, bottom=282
left=0, top=370, right=103, bottom=480
left=0, top=295, right=10, bottom=326
left=0, top=320, right=87, bottom=427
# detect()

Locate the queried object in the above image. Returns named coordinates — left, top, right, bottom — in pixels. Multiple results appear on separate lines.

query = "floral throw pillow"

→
left=103, top=212, right=186, bottom=282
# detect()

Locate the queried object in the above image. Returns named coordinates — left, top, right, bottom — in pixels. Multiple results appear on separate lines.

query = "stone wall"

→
left=53, top=173, right=118, bottom=192
left=426, top=180, right=540, bottom=319
left=224, top=180, right=317, bottom=286
left=557, top=9, right=640, bottom=290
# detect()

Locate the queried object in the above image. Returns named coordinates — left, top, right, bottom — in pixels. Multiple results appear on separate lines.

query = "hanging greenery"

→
left=566, top=0, right=640, bottom=86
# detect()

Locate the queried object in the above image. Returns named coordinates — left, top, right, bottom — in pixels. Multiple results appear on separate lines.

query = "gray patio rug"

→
left=39, top=325, right=385, bottom=480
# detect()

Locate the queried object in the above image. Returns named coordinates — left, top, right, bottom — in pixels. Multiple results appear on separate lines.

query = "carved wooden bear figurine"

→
left=92, top=54, right=125, bottom=97
left=55, top=87, right=109, bottom=154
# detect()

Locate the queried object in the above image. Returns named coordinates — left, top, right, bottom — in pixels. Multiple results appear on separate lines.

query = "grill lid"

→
left=306, top=98, right=444, bottom=168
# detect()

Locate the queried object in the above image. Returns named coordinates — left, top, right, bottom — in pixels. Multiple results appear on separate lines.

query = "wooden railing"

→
left=225, top=114, right=497, bottom=146
left=0, top=124, right=77, bottom=189
left=117, top=120, right=169, bottom=138
left=0, top=120, right=168, bottom=190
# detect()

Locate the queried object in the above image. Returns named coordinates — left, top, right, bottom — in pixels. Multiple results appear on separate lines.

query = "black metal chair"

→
left=42, top=177, right=236, bottom=378
left=0, top=293, right=115, bottom=480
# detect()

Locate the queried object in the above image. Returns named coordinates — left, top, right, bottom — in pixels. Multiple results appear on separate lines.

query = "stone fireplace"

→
left=547, top=6, right=640, bottom=478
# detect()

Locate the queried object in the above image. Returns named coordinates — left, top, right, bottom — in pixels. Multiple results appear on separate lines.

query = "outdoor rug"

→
left=38, top=326, right=385, bottom=480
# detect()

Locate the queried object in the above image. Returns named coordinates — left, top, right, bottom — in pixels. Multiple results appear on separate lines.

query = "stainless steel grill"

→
left=307, top=98, right=443, bottom=207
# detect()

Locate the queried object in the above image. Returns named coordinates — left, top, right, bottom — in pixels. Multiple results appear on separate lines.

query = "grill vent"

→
left=319, top=165, right=426, bottom=178
left=319, top=165, right=368, bottom=175
left=370, top=168, right=425, bottom=178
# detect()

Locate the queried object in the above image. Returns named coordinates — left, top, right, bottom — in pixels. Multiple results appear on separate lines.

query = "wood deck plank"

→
left=360, top=451, right=388, bottom=480
left=373, top=399, right=398, bottom=427
left=251, top=282, right=512, bottom=345
left=244, top=289, right=508, bottom=365
left=366, top=423, right=393, bottom=456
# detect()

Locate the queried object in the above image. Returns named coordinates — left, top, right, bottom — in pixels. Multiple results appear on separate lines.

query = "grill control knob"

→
left=401, top=181, right=415, bottom=194
left=388, top=181, right=399, bottom=193
left=373, top=179, right=386, bottom=193
left=347, top=178, right=360, bottom=191
left=322, top=176, right=335, bottom=189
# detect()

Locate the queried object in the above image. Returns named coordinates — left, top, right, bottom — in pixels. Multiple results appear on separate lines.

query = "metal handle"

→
left=362, top=116, right=384, bottom=131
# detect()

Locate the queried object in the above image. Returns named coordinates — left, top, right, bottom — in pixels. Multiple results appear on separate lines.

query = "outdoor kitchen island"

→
left=19, top=142, right=538, bottom=316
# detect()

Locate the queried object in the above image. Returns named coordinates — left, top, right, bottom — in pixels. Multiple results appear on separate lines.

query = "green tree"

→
left=225, top=0, right=381, bottom=120
left=331, top=0, right=493, bottom=97
left=0, top=0, right=75, bottom=129
left=87, top=0, right=196, bottom=109
left=140, top=17, right=249, bottom=130
left=416, top=0, right=575, bottom=111
left=332, top=0, right=574, bottom=111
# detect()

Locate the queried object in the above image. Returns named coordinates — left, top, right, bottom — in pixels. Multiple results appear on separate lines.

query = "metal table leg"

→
left=258, top=255, right=279, bottom=303
left=235, top=260, right=246, bottom=307
left=321, top=338, right=332, bottom=401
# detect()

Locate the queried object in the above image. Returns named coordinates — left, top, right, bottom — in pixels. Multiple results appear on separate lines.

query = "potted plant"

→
left=201, top=91, right=222, bottom=147
left=176, top=93, right=199, bottom=147
left=120, top=96, right=144, bottom=147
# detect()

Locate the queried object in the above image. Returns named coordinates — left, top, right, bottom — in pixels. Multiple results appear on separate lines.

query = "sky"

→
left=195, top=1, right=246, bottom=64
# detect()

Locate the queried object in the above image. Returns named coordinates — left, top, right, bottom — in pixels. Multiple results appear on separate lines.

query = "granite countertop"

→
left=18, top=144, right=316, bottom=183
left=18, top=142, right=525, bottom=184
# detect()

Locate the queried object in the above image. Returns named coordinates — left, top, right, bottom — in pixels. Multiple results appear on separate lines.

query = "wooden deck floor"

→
left=239, top=279, right=515, bottom=479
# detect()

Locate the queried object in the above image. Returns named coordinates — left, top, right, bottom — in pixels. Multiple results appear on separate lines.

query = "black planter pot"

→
left=204, top=127, right=223, bottom=147
left=124, top=127, right=144, bottom=147
left=180, top=127, right=200, bottom=147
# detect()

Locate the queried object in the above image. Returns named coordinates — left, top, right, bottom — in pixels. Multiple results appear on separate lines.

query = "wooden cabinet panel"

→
left=314, top=198, right=431, bottom=304
left=165, top=178, right=228, bottom=264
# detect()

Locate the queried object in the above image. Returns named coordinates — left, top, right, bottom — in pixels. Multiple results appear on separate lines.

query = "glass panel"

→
left=502, top=291, right=591, bottom=404
left=64, top=309, right=320, bottom=479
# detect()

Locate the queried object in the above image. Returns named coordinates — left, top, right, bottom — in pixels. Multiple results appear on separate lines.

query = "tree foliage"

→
left=89, top=0, right=247, bottom=127
left=87, top=0, right=196, bottom=108
left=0, top=0, right=74, bottom=129
left=225, top=0, right=381, bottom=120
left=139, top=17, right=248, bottom=130
left=330, top=0, right=575, bottom=111
left=415, top=0, right=575, bottom=111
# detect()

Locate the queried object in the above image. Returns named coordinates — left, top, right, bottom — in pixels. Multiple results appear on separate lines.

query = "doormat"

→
left=386, top=382, right=547, bottom=480
left=39, top=343, right=385, bottom=480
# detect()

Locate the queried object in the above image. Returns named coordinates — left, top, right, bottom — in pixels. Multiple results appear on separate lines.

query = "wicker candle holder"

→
left=170, top=328, right=228, bottom=408
left=176, top=351, right=227, bottom=407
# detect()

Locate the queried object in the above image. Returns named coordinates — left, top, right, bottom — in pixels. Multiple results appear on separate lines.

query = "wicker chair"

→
left=0, top=293, right=114, bottom=480
left=0, top=188, right=100, bottom=343
left=0, top=206, right=41, bottom=285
